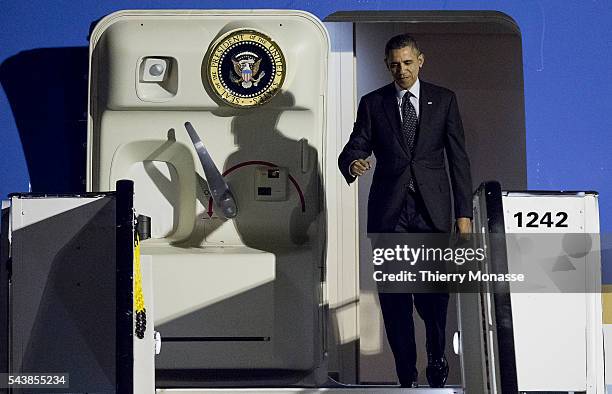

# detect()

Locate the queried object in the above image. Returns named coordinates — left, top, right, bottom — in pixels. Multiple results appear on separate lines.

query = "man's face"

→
left=385, top=46, right=424, bottom=90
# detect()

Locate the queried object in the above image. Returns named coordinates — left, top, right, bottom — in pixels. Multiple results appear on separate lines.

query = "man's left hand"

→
left=456, top=217, right=472, bottom=234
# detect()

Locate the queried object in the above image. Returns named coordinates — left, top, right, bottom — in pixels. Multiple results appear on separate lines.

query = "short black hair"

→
left=384, top=34, right=421, bottom=58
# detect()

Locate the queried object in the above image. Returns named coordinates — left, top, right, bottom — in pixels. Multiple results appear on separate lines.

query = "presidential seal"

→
left=205, top=29, right=286, bottom=108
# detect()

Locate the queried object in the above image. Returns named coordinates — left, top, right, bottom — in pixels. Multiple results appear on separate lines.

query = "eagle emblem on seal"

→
left=231, top=52, right=265, bottom=88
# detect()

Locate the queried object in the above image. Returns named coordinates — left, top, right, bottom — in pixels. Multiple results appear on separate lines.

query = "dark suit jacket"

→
left=338, top=81, right=473, bottom=233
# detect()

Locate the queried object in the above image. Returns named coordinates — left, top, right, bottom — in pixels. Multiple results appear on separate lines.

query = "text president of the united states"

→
left=338, top=34, right=473, bottom=388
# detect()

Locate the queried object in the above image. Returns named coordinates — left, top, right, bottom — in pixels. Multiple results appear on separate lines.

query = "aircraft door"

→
left=88, top=10, right=330, bottom=387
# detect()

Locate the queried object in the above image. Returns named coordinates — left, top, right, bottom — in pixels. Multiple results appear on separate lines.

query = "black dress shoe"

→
left=399, top=372, right=419, bottom=388
left=400, top=381, right=418, bottom=388
left=426, top=354, right=449, bottom=388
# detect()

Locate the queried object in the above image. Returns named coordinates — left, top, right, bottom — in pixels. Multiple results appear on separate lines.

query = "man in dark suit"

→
left=338, top=34, right=473, bottom=388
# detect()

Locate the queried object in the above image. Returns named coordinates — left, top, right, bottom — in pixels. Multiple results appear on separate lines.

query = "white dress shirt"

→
left=395, top=79, right=420, bottom=120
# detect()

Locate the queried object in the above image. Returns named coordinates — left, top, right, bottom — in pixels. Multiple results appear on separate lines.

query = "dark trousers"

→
left=377, top=190, right=449, bottom=384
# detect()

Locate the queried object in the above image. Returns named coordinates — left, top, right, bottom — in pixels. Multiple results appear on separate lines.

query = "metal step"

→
left=157, top=387, right=463, bottom=393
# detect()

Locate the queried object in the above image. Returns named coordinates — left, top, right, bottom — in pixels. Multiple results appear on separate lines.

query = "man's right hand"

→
left=350, top=159, right=372, bottom=177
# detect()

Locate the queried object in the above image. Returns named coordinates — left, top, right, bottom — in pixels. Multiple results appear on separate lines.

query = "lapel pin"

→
left=427, top=101, right=433, bottom=105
